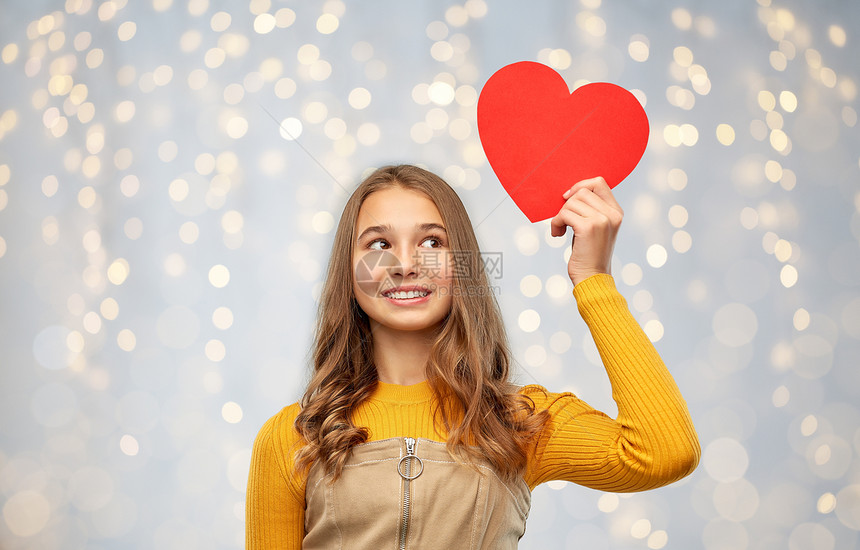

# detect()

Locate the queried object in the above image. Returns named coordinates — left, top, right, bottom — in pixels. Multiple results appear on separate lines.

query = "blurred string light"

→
left=0, top=0, right=859, bottom=549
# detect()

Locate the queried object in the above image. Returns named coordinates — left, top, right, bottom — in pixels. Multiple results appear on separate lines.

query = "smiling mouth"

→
left=382, top=289, right=431, bottom=300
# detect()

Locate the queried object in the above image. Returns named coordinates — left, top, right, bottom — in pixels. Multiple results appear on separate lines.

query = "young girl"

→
left=246, top=164, right=700, bottom=549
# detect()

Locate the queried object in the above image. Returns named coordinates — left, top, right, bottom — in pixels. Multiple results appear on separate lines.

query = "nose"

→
left=390, top=248, right=420, bottom=278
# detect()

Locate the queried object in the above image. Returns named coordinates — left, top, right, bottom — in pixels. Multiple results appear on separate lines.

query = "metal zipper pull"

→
left=397, top=437, right=424, bottom=480
left=398, top=437, right=423, bottom=550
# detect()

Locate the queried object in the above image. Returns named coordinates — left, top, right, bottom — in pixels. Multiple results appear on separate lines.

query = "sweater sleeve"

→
left=523, top=274, right=700, bottom=492
left=246, top=404, right=306, bottom=549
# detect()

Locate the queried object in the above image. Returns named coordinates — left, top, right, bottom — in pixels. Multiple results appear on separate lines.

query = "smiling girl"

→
left=246, top=164, right=700, bottom=549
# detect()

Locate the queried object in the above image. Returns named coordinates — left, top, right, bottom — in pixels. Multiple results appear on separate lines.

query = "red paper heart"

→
left=477, top=61, right=649, bottom=222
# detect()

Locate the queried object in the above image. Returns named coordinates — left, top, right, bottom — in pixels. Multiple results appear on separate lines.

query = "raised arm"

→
left=524, top=178, right=699, bottom=491
left=523, top=274, right=700, bottom=491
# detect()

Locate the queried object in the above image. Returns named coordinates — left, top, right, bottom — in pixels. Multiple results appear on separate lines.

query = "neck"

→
left=369, top=323, right=436, bottom=385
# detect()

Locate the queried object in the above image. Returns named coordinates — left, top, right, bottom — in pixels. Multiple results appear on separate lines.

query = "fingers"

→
left=562, top=177, right=623, bottom=214
left=551, top=177, right=624, bottom=286
left=551, top=177, right=623, bottom=237
left=549, top=209, right=585, bottom=238
left=561, top=176, right=603, bottom=199
left=550, top=203, right=608, bottom=238
left=550, top=209, right=573, bottom=236
left=566, top=187, right=619, bottom=220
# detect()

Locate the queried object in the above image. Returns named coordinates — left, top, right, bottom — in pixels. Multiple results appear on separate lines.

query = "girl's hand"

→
left=549, top=177, right=624, bottom=287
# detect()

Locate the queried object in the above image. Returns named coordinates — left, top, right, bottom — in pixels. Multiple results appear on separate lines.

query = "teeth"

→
left=387, top=290, right=428, bottom=299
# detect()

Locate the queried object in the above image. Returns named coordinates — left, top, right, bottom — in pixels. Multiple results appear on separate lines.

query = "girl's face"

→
left=352, top=187, right=454, bottom=337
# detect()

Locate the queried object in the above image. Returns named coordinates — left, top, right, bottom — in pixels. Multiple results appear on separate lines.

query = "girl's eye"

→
left=368, top=239, right=389, bottom=251
left=420, top=235, right=444, bottom=248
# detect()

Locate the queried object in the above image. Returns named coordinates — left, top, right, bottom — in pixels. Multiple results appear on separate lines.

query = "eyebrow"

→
left=356, top=222, right=447, bottom=243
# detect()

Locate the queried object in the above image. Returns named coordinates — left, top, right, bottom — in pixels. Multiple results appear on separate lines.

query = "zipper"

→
left=397, top=437, right=424, bottom=550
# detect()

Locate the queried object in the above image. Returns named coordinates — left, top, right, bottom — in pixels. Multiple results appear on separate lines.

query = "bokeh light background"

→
left=1, top=0, right=859, bottom=548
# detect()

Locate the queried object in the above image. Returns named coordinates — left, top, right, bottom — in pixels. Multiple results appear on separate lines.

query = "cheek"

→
left=443, top=251, right=463, bottom=287
left=420, top=252, right=453, bottom=288
left=353, top=254, right=378, bottom=298
left=437, top=284, right=454, bottom=315
left=354, top=250, right=399, bottom=295
left=436, top=253, right=456, bottom=297
left=440, top=251, right=456, bottom=279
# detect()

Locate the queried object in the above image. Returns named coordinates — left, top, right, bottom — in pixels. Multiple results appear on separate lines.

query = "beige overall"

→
left=303, top=437, right=531, bottom=549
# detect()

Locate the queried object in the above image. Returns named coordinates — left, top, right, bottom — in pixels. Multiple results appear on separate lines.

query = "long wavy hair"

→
left=294, top=164, right=549, bottom=481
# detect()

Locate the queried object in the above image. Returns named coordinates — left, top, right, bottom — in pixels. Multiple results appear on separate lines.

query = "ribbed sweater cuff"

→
left=571, top=273, right=624, bottom=312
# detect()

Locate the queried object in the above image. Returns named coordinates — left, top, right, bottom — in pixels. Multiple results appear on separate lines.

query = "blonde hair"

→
left=294, top=164, right=548, bottom=481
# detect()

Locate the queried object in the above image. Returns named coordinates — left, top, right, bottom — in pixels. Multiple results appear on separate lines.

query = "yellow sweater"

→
left=246, top=274, right=700, bottom=548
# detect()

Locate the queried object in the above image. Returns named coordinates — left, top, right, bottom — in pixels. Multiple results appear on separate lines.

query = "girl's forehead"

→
left=355, top=187, right=443, bottom=228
